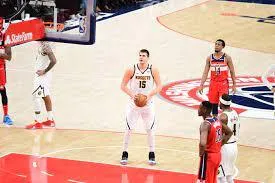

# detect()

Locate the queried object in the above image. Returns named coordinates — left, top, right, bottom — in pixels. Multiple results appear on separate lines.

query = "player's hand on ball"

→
left=134, top=93, right=147, bottom=107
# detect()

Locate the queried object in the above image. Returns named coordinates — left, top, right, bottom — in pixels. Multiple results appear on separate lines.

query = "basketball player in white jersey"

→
left=120, top=49, right=162, bottom=165
left=262, top=64, right=275, bottom=93
left=218, top=94, right=240, bottom=183
left=26, top=41, right=57, bottom=129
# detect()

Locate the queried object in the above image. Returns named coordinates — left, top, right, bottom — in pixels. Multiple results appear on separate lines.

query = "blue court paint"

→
left=239, top=15, right=275, bottom=24
left=231, top=85, right=275, bottom=110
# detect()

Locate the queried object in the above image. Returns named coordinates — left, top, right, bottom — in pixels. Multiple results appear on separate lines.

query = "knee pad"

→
left=33, top=96, right=42, bottom=112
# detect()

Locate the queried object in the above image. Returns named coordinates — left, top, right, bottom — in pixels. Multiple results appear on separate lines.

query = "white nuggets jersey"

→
left=223, top=110, right=240, bottom=143
left=130, top=64, right=154, bottom=96
left=33, top=45, right=52, bottom=97
left=35, top=46, right=50, bottom=72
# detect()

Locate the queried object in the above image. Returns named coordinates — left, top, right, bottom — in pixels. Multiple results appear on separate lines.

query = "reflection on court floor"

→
left=0, top=153, right=260, bottom=183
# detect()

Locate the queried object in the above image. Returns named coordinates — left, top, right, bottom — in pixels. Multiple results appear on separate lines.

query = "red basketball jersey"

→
left=0, top=45, right=6, bottom=68
left=205, top=117, right=222, bottom=153
left=210, top=53, right=228, bottom=82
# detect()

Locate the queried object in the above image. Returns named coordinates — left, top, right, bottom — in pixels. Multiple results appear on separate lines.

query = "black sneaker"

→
left=120, top=151, right=128, bottom=165
left=148, top=152, right=156, bottom=165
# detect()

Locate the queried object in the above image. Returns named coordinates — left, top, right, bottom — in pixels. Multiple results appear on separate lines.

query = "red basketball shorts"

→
left=208, top=80, right=229, bottom=104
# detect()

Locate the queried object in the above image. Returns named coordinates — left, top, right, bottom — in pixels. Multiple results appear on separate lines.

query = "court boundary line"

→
left=0, top=152, right=27, bottom=179
left=2, top=126, right=274, bottom=152
left=156, top=0, right=275, bottom=55
left=3, top=151, right=200, bottom=175
left=0, top=151, right=262, bottom=183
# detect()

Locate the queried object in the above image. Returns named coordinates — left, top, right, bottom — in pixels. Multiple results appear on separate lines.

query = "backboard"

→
left=24, top=0, right=96, bottom=45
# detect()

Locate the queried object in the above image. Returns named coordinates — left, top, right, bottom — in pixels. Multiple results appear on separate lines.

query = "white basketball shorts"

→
left=125, top=100, right=155, bottom=130
left=218, top=142, right=238, bottom=177
left=32, top=72, right=52, bottom=97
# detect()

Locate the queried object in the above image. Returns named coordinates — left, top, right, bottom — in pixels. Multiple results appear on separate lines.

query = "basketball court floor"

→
left=0, top=0, right=274, bottom=182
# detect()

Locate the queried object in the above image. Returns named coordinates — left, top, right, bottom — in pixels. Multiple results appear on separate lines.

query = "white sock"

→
left=34, top=113, right=41, bottom=122
left=47, top=111, right=53, bottom=120
left=226, top=175, right=234, bottom=183
left=147, top=129, right=155, bottom=152
left=122, top=129, right=132, bottom=152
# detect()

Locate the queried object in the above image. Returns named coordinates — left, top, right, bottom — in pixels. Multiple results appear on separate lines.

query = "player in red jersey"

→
left=0, top=17, right=13, bottom=125
left=197, top=101, right=233, bottom=183
left=198, top=39, right=237, bottom=117
left=0, top=17, right=3, bottom=41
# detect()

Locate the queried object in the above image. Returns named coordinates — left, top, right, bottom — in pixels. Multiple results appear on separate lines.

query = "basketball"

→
left=134, top=94, right=147, bottom=107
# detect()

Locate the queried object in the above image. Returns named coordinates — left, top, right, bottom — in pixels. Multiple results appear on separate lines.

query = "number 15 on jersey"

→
left=139, top=81, right=146, bottom=88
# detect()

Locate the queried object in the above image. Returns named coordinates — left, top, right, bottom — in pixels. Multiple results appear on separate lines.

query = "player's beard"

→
left=139, top=59, right=146, bottom=64
left=198, top=110, right=202, bottom=116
